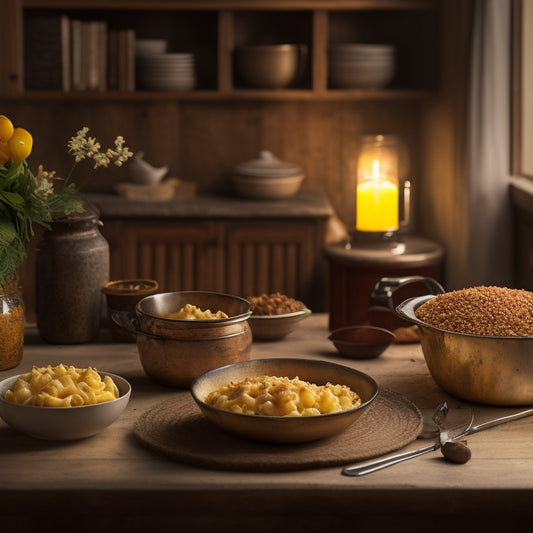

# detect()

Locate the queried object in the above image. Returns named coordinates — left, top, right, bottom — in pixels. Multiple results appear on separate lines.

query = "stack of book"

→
left=24, top=13, right=136, bottom=92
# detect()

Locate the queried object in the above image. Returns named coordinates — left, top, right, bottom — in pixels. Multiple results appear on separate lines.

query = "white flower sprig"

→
left=33, top=165, right=56, bottom=199
left=67, top=127, right=133, bottom=169
left=34, top=126, right=134, bottom=215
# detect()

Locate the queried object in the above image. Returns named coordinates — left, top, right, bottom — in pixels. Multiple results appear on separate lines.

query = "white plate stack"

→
left=328, top=44, right=396, bottom=89
left=135, top=39, right=196, bottom=91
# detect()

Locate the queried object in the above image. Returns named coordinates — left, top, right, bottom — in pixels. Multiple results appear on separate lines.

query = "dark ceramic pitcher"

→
left=35, top=204, right=109, bottom=344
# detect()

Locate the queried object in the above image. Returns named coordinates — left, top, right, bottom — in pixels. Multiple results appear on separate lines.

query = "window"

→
left=513, top=0, right=533, bottom=177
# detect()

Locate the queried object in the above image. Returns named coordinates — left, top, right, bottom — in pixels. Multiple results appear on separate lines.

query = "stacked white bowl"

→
left=135, top=39, right=196, bottom=91
left=328, top=43, right=396, bottom=89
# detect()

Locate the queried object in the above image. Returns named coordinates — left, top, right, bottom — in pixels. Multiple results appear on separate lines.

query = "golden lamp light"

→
left=355, top=134, right=409, bottom=235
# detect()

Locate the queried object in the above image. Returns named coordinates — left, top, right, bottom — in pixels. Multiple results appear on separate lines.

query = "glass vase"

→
left=0, top=273, right=24, bottom=370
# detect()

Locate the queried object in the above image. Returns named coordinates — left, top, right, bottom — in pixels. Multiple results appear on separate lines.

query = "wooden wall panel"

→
left=6, top=98, right=421, bottom=236
left=101, top=220, right=217, bottom=292
left=224, top=220, right=321, bottom=305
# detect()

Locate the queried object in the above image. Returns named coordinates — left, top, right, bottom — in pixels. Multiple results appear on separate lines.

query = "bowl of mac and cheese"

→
left=191, top=358, right=378, bottom=443
left=0, top=364, right=131, bottom=440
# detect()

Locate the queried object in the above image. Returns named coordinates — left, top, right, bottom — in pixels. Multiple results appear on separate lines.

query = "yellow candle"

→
left=356, top=177, right=399, bottom=232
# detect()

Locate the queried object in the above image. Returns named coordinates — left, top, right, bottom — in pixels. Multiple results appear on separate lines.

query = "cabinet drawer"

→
left=102, top=220, right=218, bottom=292
left=223, top=220, right=324, bottom=308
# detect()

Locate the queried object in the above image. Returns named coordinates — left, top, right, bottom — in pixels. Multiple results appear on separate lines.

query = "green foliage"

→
left=0, top=159, right=78, bottom=286
left=47, top=183, right=85, bottom=216
left=0, top=125, right=132, bottom=286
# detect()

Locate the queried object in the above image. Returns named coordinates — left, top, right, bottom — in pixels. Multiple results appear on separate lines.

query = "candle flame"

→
left=372, top=159, right=380, bottom=181
left=372, top=159, right=380, bottom=201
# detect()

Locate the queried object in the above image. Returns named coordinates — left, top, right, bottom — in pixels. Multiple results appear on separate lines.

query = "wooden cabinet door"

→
left=223, top=219, right=325, bottom=309
left=101, top=220, right=218, bottom=293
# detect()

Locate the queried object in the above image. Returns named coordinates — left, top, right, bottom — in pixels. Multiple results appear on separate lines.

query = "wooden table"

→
left=1, top=314, right=533, bottom=532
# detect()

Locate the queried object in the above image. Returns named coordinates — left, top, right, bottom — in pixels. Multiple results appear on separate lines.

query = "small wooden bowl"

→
left=329, top=325, right=395, bottom=359
left=248, top=304, right=311, bottom=341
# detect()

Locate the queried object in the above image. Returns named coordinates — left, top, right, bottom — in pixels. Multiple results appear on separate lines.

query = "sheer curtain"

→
left=465, top=0, right=513, bottom=286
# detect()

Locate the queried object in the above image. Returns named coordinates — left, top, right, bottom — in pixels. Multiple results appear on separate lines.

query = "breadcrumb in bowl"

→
left=248, top=305, right=311, bottom=340
left=396, top=290, right=533, bottom=405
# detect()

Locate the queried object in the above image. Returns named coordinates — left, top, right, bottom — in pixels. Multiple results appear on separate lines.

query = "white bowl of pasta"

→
left=0, top=365, right=131, bottom=440
left=191, top=358, right=378, bottom=443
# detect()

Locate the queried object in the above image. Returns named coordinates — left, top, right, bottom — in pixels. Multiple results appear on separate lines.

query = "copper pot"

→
left=113, top=291, right=252, bottom=388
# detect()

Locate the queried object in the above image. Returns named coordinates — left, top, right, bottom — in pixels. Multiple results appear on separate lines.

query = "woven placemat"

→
left=134, top=389, right=423, bottom=472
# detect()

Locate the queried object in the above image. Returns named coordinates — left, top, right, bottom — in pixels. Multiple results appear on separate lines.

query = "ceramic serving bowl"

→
left=0, top=372, right=131, bottom=440
left=328, top=43, right=396, bottom=89
left=248, top=304, right=311, bottom=340
left=191, top=358, right=378, bottom=443
left=235, top=44, right=307, bottom=89
left=114, top=291, right=253, bottom=387
left=329, top=325, right=395, bottom=359
left=232, top=174, right=304, bottom=200
left=232, top=150, right=304, bottom=200
left=372, top=276, right=533, bottom=405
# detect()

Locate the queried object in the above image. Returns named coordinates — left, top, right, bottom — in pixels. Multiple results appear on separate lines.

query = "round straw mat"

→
left=134, top=389, right=423, bottom=472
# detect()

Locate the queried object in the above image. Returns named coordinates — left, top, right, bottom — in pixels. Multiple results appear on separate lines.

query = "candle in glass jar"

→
left=356, top=159, right=399, bottom=232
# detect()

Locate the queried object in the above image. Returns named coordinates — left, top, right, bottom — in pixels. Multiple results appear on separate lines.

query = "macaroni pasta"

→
left=204, top=375, right=361, bottom=416
left=4, top=364, right=120, bottom=407
left=164, top=304, right=229, bottom=320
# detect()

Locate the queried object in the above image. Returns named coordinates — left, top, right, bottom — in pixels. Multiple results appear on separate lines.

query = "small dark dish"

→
left=329, top=325, right=395, bottom=359
left=190, top=358, right=378, bottom=444
left=102, top=278, right=159, bottom=342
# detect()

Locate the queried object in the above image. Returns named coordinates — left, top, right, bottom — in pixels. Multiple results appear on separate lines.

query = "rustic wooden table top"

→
left=1, top=314, right=532, bottom=532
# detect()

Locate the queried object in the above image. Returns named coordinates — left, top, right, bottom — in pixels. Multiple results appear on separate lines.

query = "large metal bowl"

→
left=191, top=358, right=378, bottom=443
left=396, top=294, right=533, bottom=406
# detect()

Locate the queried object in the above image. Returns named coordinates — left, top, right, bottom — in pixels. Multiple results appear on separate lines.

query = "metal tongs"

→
left=342, top=401, right=473, bottom=477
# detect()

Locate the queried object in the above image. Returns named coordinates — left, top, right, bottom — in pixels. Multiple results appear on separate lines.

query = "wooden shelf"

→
left=2, top=0, right=440, bottom=99
left=4, top=88, right=436, bottom=101
left=22, top=1, right=435, bottom=11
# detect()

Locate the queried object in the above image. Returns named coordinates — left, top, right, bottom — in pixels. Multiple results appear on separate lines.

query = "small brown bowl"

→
left=102, top=279, right=159, bottom=342
left=248, top=304, right=311, bottom=341
left=329, top=325, right=395, bottom=359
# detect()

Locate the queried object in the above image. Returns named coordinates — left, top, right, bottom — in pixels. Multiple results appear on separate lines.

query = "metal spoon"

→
left=342, top=405, right=533, bottom=477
